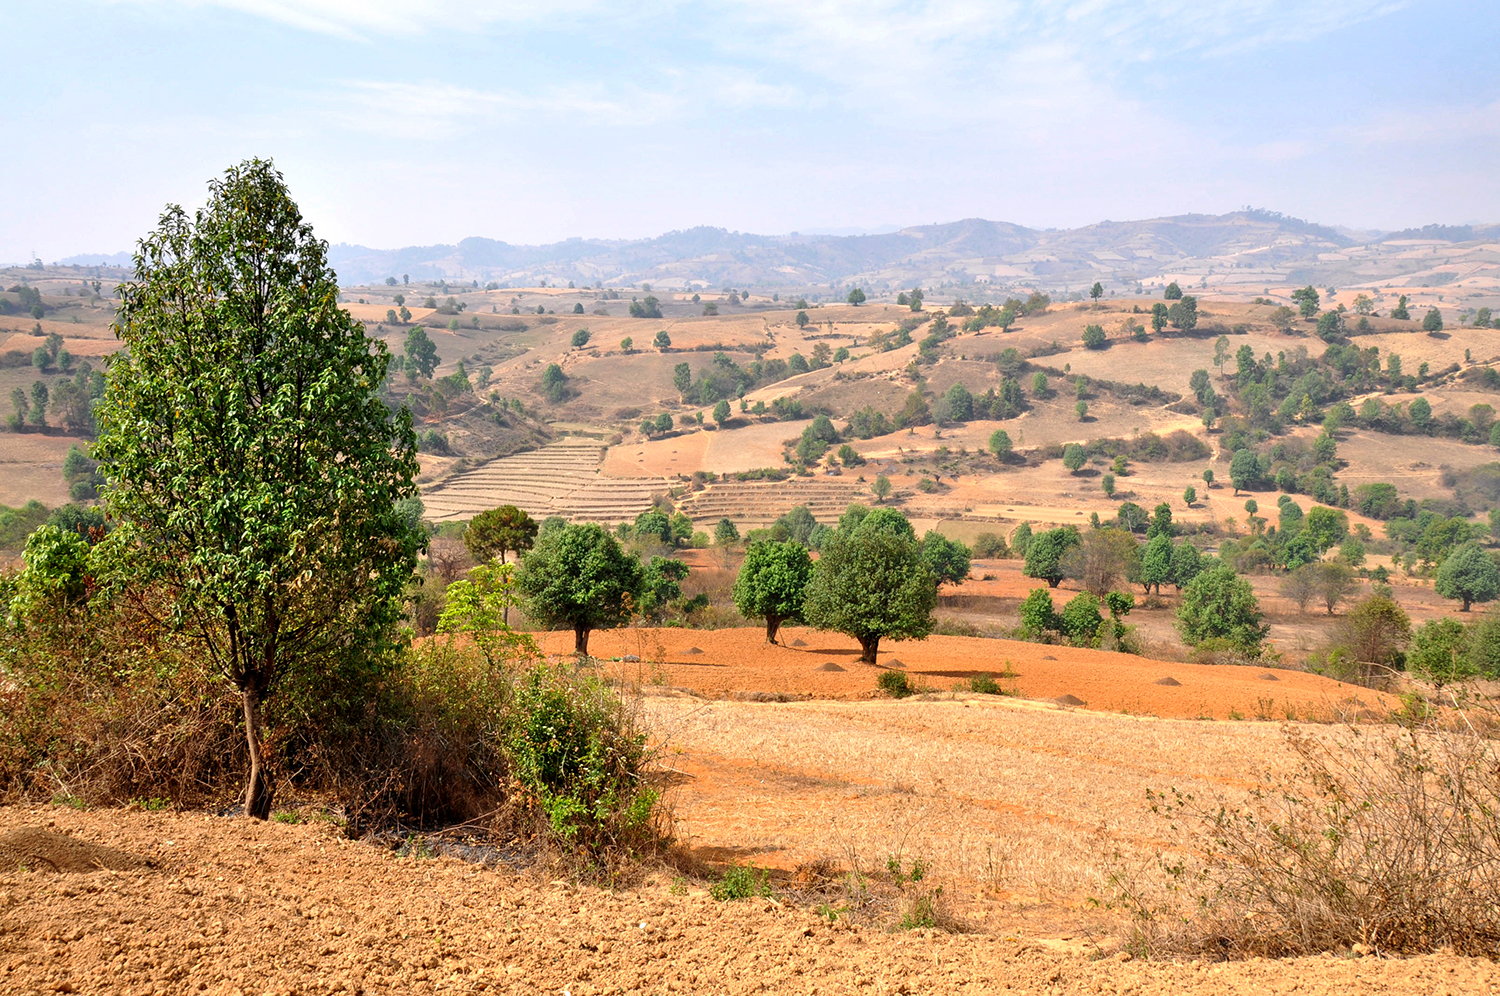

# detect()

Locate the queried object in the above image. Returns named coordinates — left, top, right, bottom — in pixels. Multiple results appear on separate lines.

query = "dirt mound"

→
left=1042, top=655, right=1058, bottom=660
left=790, top=639, right=808, bottom=647
left=0, top=827, right=149, bottom=873
left=1054, top=694, right=1086, bottom=707
left=1154, top=677, right=1182, bottom=686
left=683, top=647, right=704, bottom=655
left=884, top=659, right=905, bottom=669
left=1259, top=672, right=1280, bottom=681
left=815, top=662, right=846, bottom=672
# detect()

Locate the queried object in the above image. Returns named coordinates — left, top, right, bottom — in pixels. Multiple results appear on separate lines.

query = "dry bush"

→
left=1116, top=711, right=1500, bottom=958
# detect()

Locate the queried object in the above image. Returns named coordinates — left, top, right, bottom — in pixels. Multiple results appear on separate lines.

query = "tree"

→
left=1303, top=506, right=1349, bottom=555
left=872, top=474, right=891, bottom=503
left=94, top=159, right=422, bottom=820
left=620, top=336, right=633, bottom=352
left=1082, top=324, right=1106, bottom=349
left=1267, top=305, right=1296, bottom=332
left=1408, top=618, right=1475, bottom=687
left=1423, top=307, right=1444, bottom=332
left=1031, top=371, right=1049, bottom=396
left=733, top=540, right=813, bottom=643
left=943, top=382, right=974, bottom=421
left=1213, top=335, right=1231, bottom=374
left=1146, top=502, right=1173, bottom=539
left=1150, top=302, right=1169, bottom=333
left=1435, top=543, right=1500, bottom=612
left=1024, top=527, right=1080, bottom=589
left=712, top=399, right=731, bottom=426
left=1101, top=472, right=1115, bottom=497
left=803, top=514, right=936, bottom=663
left=1170, top=540, right=1202, bottom=589
left=1280, top=562, right=1318, bottom=614
left=1176, top=564, right=1269, bottom=652
left=1182, top=485, right=1196, bottom=507
left=1229, top=448, right=1258, bottom=495
left=571, top=328, right=592, bottom=348
left=1167, top=296, right=1198, bottom=330
left=795, top=310, right=809, bottom=328
left=989, top=429, right=1012, bottom=461
left=1391, top=295, right=1411, bottom=320
left=1062, top=443, right=1086, bottom=473
left=1139, top=534, right=1172, bottom=595
left=653, top=329, right=671, bottom=350
left=1316, top=310, right=1344, bottom=341
left=847, top=287, right=866, bottom=306
left=1334, top=596, right=1410, bottom=675
left=710, top=518, right=739, bottom=547
left=919, top=530, right=972, bottom=586
left=1164, top=282, right=1182, bottom=300
left=673, top=361, right=692, bottom=397
left=27, top=381, right=47, bottom=426
left=1061, top=526, right=1138, bottom=595
left=464, top=504, right=538, bottom=564
left=1089, top=281, right=1103, bottom=305
left=629, top=295, right=663, bottom=319
left=517, top=522, right=643, bottom=655
left=1075, top=400, right=1089, bottom=421
left=1203, top=468, right=1214, bottom=488
left=404, top=325, right=439, bottom=377
left=1315, top=561, right=1357, bottom=616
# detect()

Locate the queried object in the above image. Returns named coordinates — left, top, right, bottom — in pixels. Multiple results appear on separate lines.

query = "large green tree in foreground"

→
left=94, top=159, right=421, bottom=820
left=733, top=540, right=813, bottom=644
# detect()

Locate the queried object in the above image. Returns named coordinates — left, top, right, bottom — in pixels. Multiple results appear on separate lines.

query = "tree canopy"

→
left=464, top=505, right=538, bottom=564
left=803, top=509, right=936, bottom=663
left=733, top=540, right=813, bottom=643
left=516, top=522, right=644, bottom=655
left=1176, top=564, right=1269, bottom=652
left=1435, top=544, right=1500, bottom=612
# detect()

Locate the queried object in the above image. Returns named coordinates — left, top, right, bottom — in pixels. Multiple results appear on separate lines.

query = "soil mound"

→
left=1258, top=672, right=1280, bottom=681
left=1053, top=694, right=1086, bottom=707
left=1154, top=677, right=1182, bottom=686
left=683, top=647, right=704, bottom=655
left=816, top=662, right=846, bottom=672
left=0, top=828, right=149, bottom=873
left=790, top=639, right=808, bottom=647
left=1042, top=655, right=1058, bottom=661
left=884, top=659, right=905, bottom=669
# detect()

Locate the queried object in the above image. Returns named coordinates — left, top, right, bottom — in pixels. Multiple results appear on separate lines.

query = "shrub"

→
left=877, top=670, right=915, bottom=698
left=1122, top=719, right=1500, bottom=958
left=711, top=865, right=773, bottom=901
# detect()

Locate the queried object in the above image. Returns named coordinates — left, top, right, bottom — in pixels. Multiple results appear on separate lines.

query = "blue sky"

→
left=3, top=0, right=1496, bottom=263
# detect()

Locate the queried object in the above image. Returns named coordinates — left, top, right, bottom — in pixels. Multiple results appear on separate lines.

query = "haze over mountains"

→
left=63, top=210, right=1500, bottom=302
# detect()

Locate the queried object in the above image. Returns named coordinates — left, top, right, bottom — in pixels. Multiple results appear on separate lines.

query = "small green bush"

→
left=710, top=864, right=773, bottom=901
left=877, top=670, right=915, bottom=698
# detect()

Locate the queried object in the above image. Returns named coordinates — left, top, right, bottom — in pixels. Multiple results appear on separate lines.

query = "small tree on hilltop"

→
left=989, top=428, right=1012, bottom=462
left=713, top=517, right=739, bottom=546
left=712, top=399, right=731, bottom=427
left=1164, top=282, right=1183, bottom=300
left=516, top=522, right=644, bottom=655
left=847, top=287, right=866, bottom=306
left=733, top=540, right=812, bottom=644
left=1090, top=281, right=1103, bottom=306
left=1423, top=307, right=1444, bottom=332
left=653, top=329, right=671, bottom=350
left=1435, top=543, right=1500, bottom=612
left=571, top=328, right=592, bottom=348
left=803, top=512, right=936, bottom=663
left=1063, top=442, right=1086, bottom=474
left=872, top=474, right=891, bottom=503
left=404, top=325, right=439, bottom=378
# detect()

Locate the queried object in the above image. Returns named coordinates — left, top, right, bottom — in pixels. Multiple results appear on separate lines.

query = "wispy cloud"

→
left=107, top=0, right=608, bottom=39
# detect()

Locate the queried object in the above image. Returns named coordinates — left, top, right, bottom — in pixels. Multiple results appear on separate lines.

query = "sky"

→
left=3, top=0, right=1497, bottom=263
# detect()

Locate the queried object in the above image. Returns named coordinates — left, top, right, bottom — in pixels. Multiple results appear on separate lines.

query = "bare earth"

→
left=1, top=807, right=1495, bottom=995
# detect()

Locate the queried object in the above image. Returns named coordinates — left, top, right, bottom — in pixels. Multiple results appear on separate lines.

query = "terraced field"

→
left=678, top=478, right=873, bottom=528
left=421, top=438, right=673, bottom=523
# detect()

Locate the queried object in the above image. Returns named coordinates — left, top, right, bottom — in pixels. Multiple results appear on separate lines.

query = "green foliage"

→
left=1435, top=544, right=1500, bottom=612
left=1422, top=308, right=1444, bottom=332
left=93, top=159, right=421, bottom=820
left=653, top=329, right=671, bottom=349
left=712, top=399, right=731, bottom=426
left=733, top=540, right=812, bottom=643
left=1023, top=527, right=1079, bottom=589
left=404, top=326, right=439, bottom=377
left=1177, top=564, right=1269, bottom=653
left=918, top=531, right=971, bottom=586
left=1139, top=534, right=1172, bottom=595
left=713, top=517, right=739, bottom=545
left=570, top=329, right=592, bottom=348
left=464, top=505, right=538, bottom=563
left=1082, top=324, right=1106, bottom=349
left=630, top=296, right=663, bottom=319
left=1062, top=443, right=1086, bottom=473
left=1167, top=296, right=1198, bottom=331
left=1407, top=618, right=1475, bottom=687
left=989, top=429, right=1013, bottom=460
left=516, top=523, right=644, bottom=654
left=710, top=865, right=773, bottom=901
left=877, top=669, right=915, bottom=698
left=1009, top=522, right=1033, bottom=558
left=971, top=532, right=1009, bottom=558
left=803, top=509, right=937, bottom=662
left=1163, top=282, right=1182, bottom=300
left=540, top=363, right=570, bottom=403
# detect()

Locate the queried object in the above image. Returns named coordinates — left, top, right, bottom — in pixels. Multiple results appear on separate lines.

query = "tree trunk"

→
left=575, top=624, right=590, bottom=654
left=1047, top=578, right=1060, bottom=588
left=241, top=685, right=273, bottom=820
left=858, top=634, right=880, bottom=664
left=766, top=616, right=782, bottom=645
left=1462, top=597, right=1472, bottom=612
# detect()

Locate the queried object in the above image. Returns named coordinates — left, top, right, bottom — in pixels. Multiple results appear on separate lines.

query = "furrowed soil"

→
left=3, top=805, right=1495, bottom=996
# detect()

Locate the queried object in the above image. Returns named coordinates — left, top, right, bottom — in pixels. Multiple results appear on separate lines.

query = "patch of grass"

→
left=396, top=834, right=437, bottom=860
left=710, top=864, right=773, bottom=902
left=966, top=674, right=1015, bottom=696
left=129, top=797, right=170, bottom=812
left=899, top=890, right=943, bottom=930
left=272, top=809, right=303, bottom=824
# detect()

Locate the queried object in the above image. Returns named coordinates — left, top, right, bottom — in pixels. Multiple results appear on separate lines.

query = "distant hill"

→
left=59, top=210, right=1500, bottom=302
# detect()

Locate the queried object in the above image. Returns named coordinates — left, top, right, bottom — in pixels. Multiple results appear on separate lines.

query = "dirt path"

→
left=1, top=807, right=1493, bottom=995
